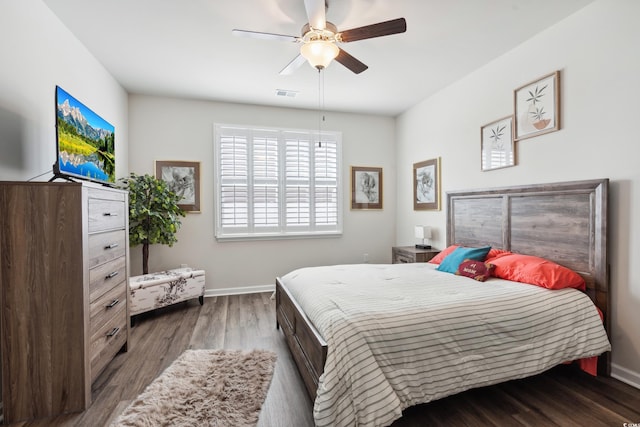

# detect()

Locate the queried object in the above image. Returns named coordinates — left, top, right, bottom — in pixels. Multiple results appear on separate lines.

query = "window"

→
left=214, top=124, right=342, bottom=240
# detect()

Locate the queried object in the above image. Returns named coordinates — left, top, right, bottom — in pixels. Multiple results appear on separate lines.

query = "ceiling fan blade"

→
left=304, top=0, right=327, bottom=29
left=338, top=18, right=407, bottom=43
left=280, top=54, right=307, bottom=75
left=232, top=29, right=298, bottom=43
left=335, top=48, right=368, bottom=74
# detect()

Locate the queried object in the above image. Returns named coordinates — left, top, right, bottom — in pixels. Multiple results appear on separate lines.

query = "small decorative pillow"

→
left=436, top=246, right=492, bottom=274
left=456, top=259, right=495, bottom=282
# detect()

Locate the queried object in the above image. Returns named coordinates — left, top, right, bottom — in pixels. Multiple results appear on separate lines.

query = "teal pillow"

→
left=436, top=246, right=492, bottom=274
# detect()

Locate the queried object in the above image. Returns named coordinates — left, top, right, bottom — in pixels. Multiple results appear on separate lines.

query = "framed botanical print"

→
left=351, top=166, right=383, bottom=210
left=155, top=160, right=201, bottom=213
left=413, top=157, right=441, bottom=211
left=481, top=115, right=516, bottom=171
left=514, top=70, right=561, bottom=141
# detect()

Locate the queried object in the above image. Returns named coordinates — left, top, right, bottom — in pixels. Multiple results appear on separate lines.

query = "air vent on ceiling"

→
left=275, top=89, right=298, bottom=98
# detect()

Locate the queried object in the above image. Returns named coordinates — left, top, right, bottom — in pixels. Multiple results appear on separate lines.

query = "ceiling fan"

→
left=232, top=0, right=407, bottom=75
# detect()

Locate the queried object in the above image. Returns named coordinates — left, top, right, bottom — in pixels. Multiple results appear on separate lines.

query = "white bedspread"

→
left=280, top=263, right=611, bottom=427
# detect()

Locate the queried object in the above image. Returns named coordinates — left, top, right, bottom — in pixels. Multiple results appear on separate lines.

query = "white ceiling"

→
left=42, top=0, right=595, bottom=116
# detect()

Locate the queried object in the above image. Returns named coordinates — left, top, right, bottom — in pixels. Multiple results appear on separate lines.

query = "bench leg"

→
left=199, top=295, right=204, bottom=305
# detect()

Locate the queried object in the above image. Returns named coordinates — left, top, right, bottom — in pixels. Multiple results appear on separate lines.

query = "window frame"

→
left=213, top=123, right=343, bottom=241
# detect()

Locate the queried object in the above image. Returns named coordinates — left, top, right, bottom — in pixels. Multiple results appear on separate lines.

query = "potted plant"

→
left=119, top=173, right=186, bottom=274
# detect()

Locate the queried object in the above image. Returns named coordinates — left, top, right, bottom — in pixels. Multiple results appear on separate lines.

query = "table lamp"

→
left=414, top=225, right=432, bottom=249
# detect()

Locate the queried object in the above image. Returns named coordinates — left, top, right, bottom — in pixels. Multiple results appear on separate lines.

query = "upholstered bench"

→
left=129, top=267, right=205, bottom=324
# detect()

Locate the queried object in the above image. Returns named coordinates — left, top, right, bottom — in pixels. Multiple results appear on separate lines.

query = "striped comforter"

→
left=280, top=262, right=611, bottom=427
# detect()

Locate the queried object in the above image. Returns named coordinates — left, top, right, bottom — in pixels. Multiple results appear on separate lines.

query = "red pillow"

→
left=486, top=248, right=512, bottom=261
left=456, top=259, right=495, bottom=282
left=428, top=245, right=458, bottom=264
left=490, top=254, right=586, bottom=291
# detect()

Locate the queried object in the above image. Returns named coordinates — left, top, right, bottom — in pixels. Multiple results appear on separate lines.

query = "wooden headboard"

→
left=446, top=179, right=610, bottom=374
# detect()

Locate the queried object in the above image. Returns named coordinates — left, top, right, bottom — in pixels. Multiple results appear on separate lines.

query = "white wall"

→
left=0, top=0, right=128, bottom=182
left=396, top=0, right=640, bottom=388
left=128, top=95, right=396, bottom=292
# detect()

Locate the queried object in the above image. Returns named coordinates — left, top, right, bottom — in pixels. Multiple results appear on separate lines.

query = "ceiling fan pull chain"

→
left=318, top=68, right=322, bottom=148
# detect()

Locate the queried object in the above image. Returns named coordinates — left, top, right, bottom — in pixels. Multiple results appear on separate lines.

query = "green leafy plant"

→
left=119, top=173, right=186, bottom=274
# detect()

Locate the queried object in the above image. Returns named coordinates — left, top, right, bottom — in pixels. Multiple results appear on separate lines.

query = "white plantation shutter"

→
left=314, top=139, right=339, bottom=227
left=215, top=124, right=342, bottom=239
left=219, top=129, right=248, bottom=230
left=285, top=133, right=311, bottom=227
left=252, top=130, right=279, bottom=231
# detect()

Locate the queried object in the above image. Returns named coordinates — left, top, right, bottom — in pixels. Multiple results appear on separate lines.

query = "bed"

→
left=275, top=179, right=611, bottom=427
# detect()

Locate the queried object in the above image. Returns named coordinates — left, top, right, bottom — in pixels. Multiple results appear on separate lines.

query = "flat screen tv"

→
left=53, top=86, right=115, bottom=184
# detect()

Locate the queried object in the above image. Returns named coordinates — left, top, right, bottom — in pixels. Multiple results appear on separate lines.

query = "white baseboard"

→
left=611, top=363, right=640, bottom=389
left=204, top=284, right=275, bottom=298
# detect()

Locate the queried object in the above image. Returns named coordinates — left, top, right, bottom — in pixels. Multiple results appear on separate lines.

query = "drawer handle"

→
left=103, top=212, right=119, bottom=217
left=104, top=243, right=119, bottom=249
left=106, top=327, right=120, bottom=338
left=106, top=299, right=120, bottom=309
left=106, top=271, right=119, bottom=279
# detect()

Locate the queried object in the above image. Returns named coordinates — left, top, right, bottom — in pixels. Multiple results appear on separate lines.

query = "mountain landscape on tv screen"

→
left=56, top=88, right=115, bottom=182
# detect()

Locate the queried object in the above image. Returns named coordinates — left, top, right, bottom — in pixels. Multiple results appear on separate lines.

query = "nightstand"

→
left=392, top=246, right=440, bottom=264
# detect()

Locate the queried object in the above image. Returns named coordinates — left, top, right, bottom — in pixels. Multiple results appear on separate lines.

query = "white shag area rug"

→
left=112, top=349, right=277, bottom=427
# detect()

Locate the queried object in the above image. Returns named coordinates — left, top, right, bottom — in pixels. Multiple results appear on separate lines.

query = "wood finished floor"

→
left=7, top=292, right=640, bottom=427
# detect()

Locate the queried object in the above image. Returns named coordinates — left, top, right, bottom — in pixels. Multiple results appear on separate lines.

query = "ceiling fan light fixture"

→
left=300, top=40, right=339, bottom=70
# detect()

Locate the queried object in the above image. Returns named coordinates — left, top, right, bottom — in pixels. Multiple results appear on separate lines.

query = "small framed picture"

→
left=155, top=160, right=201, bottom=213
left=481, top=115, right=516, bottom=171
left=413, top=157, right=441, bottom=211
left=351, top=166, right=383, bottom=210
left=514, top=70, right=561, bottom=141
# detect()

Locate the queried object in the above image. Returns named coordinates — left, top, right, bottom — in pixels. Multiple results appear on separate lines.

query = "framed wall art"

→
left=155, top=160, right=201, bottom=213
left=351, top=166, right=383, bottom=210
left=481, top=115, right=516, bottom=171
left=514, top=70, right=560, bottom=141
left=413, top=157, right=440, bottom=211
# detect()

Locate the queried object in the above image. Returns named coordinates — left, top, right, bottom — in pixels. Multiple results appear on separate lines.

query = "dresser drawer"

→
left=393, top=252, right=415, bottom=263
left=88, top=198, right=126, bottom=233
left=88, top=230, right=127, bottom=269
left=89, top=256, right=127, bottom=303
left=90, top=307, right=127, bottom=383
left=88, top=186, right=127, bottom=203
left=90, top=283, right=126, bottom=336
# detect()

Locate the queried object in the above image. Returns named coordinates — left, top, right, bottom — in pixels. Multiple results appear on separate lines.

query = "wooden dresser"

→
left=0, top=181, right=129, bottom=424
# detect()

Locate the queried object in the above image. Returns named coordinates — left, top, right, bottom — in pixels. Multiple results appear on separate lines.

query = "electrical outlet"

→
left=363, top=253, right=369, bottom=263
